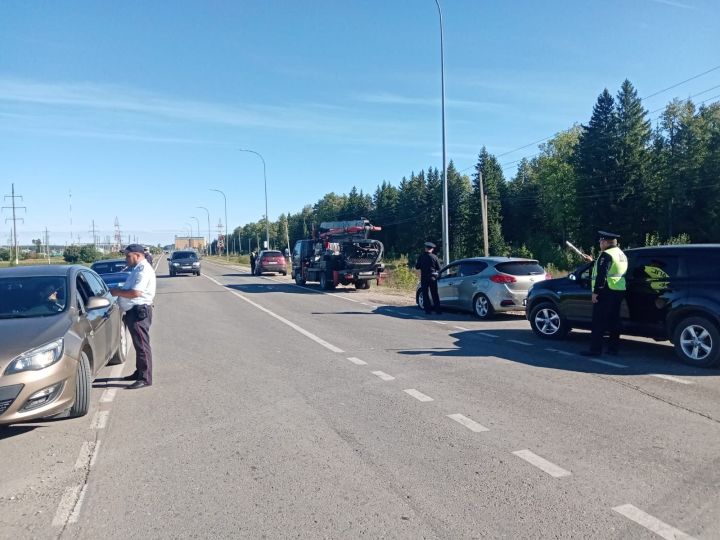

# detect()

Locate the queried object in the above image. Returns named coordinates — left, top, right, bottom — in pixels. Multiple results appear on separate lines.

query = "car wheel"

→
left=196, top=271, right=201, bottom=276
left=109, top=322, right=129, bottom=365
left=473, top=294, right=494, bottom=320
left=416, top=289, right=427, bottom=311
left=529, top=301, right=569, bottom=339
left=282, top=271, right=287, bottom=276
left=673, top=316, right=720, bottom=368
left=69, top=351, right=91, bottom=418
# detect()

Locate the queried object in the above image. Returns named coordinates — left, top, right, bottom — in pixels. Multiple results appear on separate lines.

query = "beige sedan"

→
left=0, top=265, right=128, bottom=425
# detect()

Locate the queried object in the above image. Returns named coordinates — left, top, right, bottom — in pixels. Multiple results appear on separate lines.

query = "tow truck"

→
left=291, top=219, right=385, bottom=290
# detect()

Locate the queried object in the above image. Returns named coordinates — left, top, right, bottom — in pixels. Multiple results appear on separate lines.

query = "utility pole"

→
left=44, top=227, right=50, bottom=263
left=478, top=172, right=489, bottom=256
left=217, top=219, right=224, bottom=256
left=2, top=183, right=26, bottom=264
left=89, top=220, right=98, bottom=251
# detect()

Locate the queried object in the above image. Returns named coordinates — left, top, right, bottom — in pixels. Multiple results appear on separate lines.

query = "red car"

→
left=255, top=250, right=287, bottom=276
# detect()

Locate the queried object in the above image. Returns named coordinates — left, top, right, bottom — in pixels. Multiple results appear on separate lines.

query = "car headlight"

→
left=5, top=339, right=64, bottom=375
left=172, top=262, right=180, bottom=266
left=192, top=262, right=200, bottom=266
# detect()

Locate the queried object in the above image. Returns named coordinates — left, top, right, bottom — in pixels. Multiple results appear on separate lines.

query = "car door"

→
left=79, top=271, right=114, bottom=367
left=626, top=252, right=679, bottom=327
left=436, top=263, right=461, bottom=306
left=456, top=261, right=489, bottom=312
left=562, top=263, right=594, bottom=322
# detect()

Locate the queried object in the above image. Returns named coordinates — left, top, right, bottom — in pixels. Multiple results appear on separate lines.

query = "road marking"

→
left=203, top=274, right=344, bottom=354
left=650, top=374, right=693, bottom=385
left=91, top=411, right=109, bottom=430
left=412, top=316, right=424, bottom=320
left=589, top=358, right=628, bottom=368
left=371, top=370, right=396, bottom=381
left=612, top=504, right=696, bottom=539
left=52, top=485, right=82, bottom=526
left=447, top=413, right=489, bottom=432
left=89, top=440, right=101, bottom=468
left=508, top=339, right=532, bottom=346
left=477, top=332, right=499, bottom=338
left=68, top=485, right=88, bottom=524
left=74, top=441, right=101, bottom=469
left=556, top=350, right=575, bottom=356
left=403, top=389, right=434, bottom=402
left=100, top=388, right=117, bottom=403
left=454, top=326, right=469, bottom=331
left=512, top=449, right=571, bottom=478
left=432, top=321, right=448, bottom=325
left=109, top=364, right=124, bottom=378
left=347, top=357, right=368, bottom=365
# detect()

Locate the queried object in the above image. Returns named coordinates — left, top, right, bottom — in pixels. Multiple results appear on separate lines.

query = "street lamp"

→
left=190, top=216, right=200, bottom=252
left=435, top=0, right=450, bottom=265
left=184, top=223, right=193, bottom=249
left=196, top=206, right=211, bottom=256
left=239, top=148, right=270, bottom=250
left=210, top=188, right=229, bottom=261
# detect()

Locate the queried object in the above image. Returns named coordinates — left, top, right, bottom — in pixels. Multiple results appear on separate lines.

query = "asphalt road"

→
left=2, top=257, right=719, bottom=539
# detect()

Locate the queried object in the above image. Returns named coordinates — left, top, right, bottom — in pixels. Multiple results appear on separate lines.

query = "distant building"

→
left=174, top=236, right=206, bottom=251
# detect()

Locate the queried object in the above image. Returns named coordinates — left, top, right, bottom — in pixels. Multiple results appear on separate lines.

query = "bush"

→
left=384, top=255, right=418, bottom=291
left=0, top=248, right=10, bottom=261
left=78, top=245, right=100, bottom=263
left=63, top=245, right=81, bottom=263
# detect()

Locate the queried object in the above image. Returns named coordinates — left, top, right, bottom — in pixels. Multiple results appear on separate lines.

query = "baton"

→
left=565, top=240, right=587, bottom=258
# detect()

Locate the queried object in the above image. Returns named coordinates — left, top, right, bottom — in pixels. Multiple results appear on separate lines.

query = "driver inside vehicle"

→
left=38, top=282, right=66, bottom=312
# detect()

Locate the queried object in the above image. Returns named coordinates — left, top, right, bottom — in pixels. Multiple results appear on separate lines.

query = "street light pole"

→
left=210, top=189, right=229, bottom=261
left=184, top=223, right=193, bottom=249
left=435, top=0, right=450, bottom=265
left=190, top=216, right=200, bottom=251
left=196, top=206, right=211, bottom=256
left=239, top=149, right=270, bottom=250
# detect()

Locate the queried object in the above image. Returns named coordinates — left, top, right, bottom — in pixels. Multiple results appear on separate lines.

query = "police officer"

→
left=581, top=231, right=627, bottom=356
left=110, top=244, right=157, bottom=389
left=415, top=241, right=442, bottom=315
left=143, top=246, right=154, bottom=266
left=250, top=250, right=257, bottom=275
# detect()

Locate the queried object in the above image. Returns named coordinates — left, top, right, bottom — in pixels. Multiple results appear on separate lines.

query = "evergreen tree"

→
left=471, top=147, right=507, bottom=256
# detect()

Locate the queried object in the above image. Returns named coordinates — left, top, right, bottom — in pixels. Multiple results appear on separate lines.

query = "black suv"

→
left=526, top=245, right=720, bottom=367
left=169, top=250, right=201, bottom=276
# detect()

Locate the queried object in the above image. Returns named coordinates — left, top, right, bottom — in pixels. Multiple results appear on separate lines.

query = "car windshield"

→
left=495, top=261, right=545, bottom=276
left=91, top=261, right=128, bottom=274
left=0, top=276, right=68, bottom=319
left=172, top=252, right=196, bottom=260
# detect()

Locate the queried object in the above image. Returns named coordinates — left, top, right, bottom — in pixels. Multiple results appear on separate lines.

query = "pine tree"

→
left=471, top=148, right=507, bottom=256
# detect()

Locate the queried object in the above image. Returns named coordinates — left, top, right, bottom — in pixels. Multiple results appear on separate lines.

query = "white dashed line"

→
left=477, top=332, right=499, bottom=338
left=431, top=321, right=448, bottom=325
left=90, top=411, right=109, bottom=430
left=52, top=485, right=82, bottom=526
left=68, top=485, right=88, bottom=524
left=203, top=274, right=344, bottom=354
left=507, top=339, right=532, bottom=346
left=347, top=357, right=368, bottom=365
left=454, top=326, right=469, bottom=331
left=447, top=413, right=489, bottom=433
left=100, top=388, right=117, bottom=403
left=403, top=389, right=434, bottom=402
left=612, top=504, right=696, bottom=539
left=512, top=449, right=571, bottom=478
left=371, top=371, right=396, bottom=381
left=650, top=374, right=693, bottom=385
left=589, top=358, right=628, bottom=368
left=74, top=441, right=101, bottom=469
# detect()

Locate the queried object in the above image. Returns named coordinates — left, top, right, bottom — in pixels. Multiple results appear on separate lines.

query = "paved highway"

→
left=2, top=257, right=719, bottom=539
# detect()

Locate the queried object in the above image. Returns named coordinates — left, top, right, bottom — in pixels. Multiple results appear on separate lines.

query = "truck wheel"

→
left=529, top=301, right=569, bottom=339
left=295, top=272, right=306, bottom=285
left=673, top=316, right=720, bottom=368
left=320, top=272, right=335, bottom=290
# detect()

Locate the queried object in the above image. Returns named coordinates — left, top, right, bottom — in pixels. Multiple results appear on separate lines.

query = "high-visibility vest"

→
left=592, top=246, right=627, bottom=291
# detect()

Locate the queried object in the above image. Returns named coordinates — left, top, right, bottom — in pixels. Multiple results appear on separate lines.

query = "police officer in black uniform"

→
left=415, top=241, right=442, bottom=315
left=581, top=231, right=628, bottom=357
left=250, top=250, right=257, bottom=275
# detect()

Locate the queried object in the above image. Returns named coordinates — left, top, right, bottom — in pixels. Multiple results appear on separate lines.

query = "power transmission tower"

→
left=113, top=217, right=122, bottom=251
left=2, top=183, right=26, bottom=264
left=89, top=220, right=98, bottom=250
left=44, top=226, right=50, bottom=263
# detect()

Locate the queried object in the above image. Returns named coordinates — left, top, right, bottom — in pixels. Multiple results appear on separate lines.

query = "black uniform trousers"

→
left=589, top=289, right=624, bottom=353
left=421, top=278, right=441, bottom=314
left=125, top=305, right=154, bottom=384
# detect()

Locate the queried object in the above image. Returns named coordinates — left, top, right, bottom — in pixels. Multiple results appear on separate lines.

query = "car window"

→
left=172, top=251, right=196, bottom=259
left=495, top=261, right=544, bottom=275
left=440, top=264, right=460, bottom=279
left=83, top=271, right=108, bottom=297
left=630, top=255, right=679, bottom=281
left=459, top=261, right=487, bottom=276
left=91, top=261, right=127, bottom=274
left=0, top=276, right=68, bottom=318
left=683, top=251, right=720, bottom=280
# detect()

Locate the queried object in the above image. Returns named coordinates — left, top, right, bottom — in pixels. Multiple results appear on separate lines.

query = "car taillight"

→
left=490, top=273, right=516, bottom=284
left=545, top=272, right=552, bottom=280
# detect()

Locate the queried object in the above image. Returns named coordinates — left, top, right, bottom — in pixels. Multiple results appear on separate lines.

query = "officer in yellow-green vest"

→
left=580, top=231, right=628, bottom=357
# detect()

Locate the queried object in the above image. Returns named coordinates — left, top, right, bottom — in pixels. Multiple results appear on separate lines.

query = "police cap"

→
left=424, top=241, right=436, bottom=249
left=124, top=243, right=146, bottom=254
left=597, top=230, right=620, bottom=241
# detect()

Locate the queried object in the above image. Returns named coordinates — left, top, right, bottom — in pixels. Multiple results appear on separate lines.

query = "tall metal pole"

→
left=184, top=223, right=193, bottom=249
left=210, top=189, right=229, bottom=261
left=239, top=149, right=270, bottom=250
left=196, top=206, right=211, bottom=256
left=435, top=0, right=450, bottom=265
left=190, top=216, right=201, bottom=252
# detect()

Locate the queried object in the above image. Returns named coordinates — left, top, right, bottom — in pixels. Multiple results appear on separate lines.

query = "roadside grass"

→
left=0, top=257, right=66, bottom=268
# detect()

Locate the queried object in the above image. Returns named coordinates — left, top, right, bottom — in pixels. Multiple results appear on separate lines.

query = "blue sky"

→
left=1, top=0, right=718, bottom=247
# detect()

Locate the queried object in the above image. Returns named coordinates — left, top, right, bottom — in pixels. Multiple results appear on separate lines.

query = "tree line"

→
left=230, top=80, right=719, bottom=270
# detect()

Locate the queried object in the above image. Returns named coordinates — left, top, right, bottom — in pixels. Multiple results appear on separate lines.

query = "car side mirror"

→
left=86, top=296, right=111, bottom=310
left=568, top=274, right=577, bottom=281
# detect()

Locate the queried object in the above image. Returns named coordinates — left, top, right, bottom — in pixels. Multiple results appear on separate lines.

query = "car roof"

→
left=0, top=264, right=81, bottom=277
left=626, top=244, right=720, bottom=253
left=91, top=258, right=126, bottom=265
left=448, top=256, right=540, bottom=264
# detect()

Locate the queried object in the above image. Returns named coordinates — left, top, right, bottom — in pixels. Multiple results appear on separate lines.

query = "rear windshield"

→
left=495, top=261, right=545, bottom=276
left=263, top=251, right=283, bottom=257
left=91, top=261, right=128, bottom=274
left=172, top=251, right=197, bottom=259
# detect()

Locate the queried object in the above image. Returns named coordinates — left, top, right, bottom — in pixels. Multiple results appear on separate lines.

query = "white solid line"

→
left=454, top=326, right=469, bottom=331
left=100, top=388, right=117, bottom=403
left=91, top=411, right=109, bottom=430
left=327, top=292, right=362, bottom=303
left=74, top=441, right=99, bottom=469
left=371, top=370, right=396, bottom=381
left=612, top=504, right=696, bottom=540
left=477, top=332, right=499, bottom=338
left=203, top=274, right=344, bottom=354
left=89, top=440, right=101, bottom=468
left=650, top=374, right=693, bottom=385
left=347, top=357, right=368, bottom=366
left=447, top=413, right=489, bottom=433
left=431, top=320, right=448, bottom=325
left=589, top=358, right=628, bottom=368
left=512, top=449, right=571, bottom=478
left=68, top=484, right=88, bottom=524
left=403, top=389, right=434, bottom=402
left=52, top=485, right=81, bottom=526
left=507, top=339, right=532, bottom=346
left=556, top=350, right=575, bottom=357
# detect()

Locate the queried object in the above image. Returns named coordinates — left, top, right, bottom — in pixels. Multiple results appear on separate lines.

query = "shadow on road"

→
left=0, top=425, right=38, bottom=440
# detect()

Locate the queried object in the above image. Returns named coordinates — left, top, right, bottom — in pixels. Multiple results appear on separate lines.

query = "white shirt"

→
left=118, top=258, right=156, bottom=312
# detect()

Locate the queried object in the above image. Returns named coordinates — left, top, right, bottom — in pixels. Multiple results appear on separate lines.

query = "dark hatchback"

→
left=91, top=258, right=130, bottom=289
left=526, top=244, right=720, bottom=367
left=169, top=250, right=201, bottom=276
